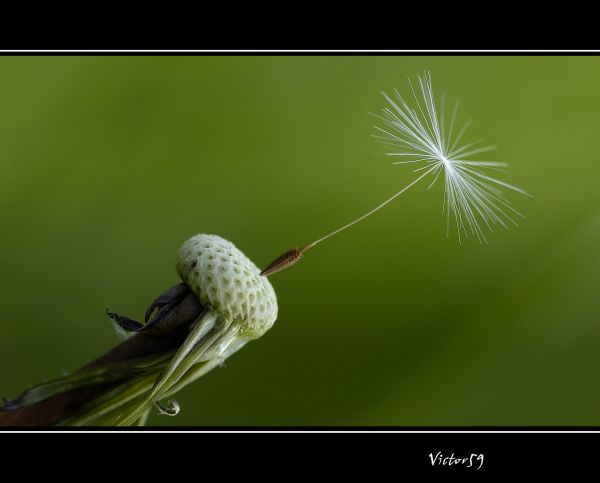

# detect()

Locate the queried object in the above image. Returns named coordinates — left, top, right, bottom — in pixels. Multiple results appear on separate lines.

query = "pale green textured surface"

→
left=176, top=234, right=278, bottom=338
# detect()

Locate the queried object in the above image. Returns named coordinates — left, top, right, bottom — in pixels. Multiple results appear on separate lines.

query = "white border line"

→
left=0, top=50, right=598, bottom=53
left=2, top=430, right=600, bottom=433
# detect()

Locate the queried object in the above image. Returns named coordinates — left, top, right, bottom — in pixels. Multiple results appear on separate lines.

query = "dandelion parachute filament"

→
left=373, top=72, right=529, bottom=244
left=261, top=72, right=529, bottom=276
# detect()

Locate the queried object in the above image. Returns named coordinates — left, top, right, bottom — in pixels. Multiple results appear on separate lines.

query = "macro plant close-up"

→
left=0, top=55, right=598, bottom=427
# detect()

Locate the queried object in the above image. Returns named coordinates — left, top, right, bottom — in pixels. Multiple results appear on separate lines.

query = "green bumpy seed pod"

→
left=92, top=234, right=279, bottom=424
left=3, top=234, right=280, bottom=426
left=176, top=234, right=278, bottom=339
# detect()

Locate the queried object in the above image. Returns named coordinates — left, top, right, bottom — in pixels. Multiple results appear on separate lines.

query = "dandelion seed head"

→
left=374, top=71, right=529, bottom=244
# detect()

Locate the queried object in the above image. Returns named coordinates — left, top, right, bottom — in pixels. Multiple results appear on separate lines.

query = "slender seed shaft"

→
left=260, top=166, right=436, bottom=277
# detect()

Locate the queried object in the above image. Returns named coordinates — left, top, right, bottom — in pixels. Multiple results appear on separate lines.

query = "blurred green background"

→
left=1, top=56, right=599, bottom=426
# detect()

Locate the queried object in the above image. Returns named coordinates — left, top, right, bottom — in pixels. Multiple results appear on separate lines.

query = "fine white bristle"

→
left=373, top=71, right=529, bottom=244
